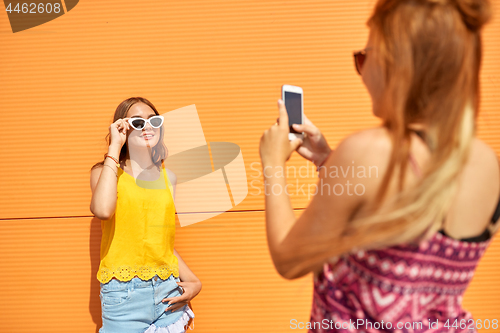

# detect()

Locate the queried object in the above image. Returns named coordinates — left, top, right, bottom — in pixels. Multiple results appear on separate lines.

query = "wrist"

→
left=262, top=163, right=286, bottom=177
left=192, top=280, right=202, bottom=295
left=316, top=149, right=333, bottom=170
left=107, top=145, right=122, bottom=159
left=108, top=143, right=122, bottom=151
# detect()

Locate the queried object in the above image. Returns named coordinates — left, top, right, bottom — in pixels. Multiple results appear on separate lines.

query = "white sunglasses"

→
left=127, top=115, right=164, bottom=130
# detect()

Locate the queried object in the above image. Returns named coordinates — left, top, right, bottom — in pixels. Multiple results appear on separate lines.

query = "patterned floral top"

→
left=309, top=232, right=493, bottom=332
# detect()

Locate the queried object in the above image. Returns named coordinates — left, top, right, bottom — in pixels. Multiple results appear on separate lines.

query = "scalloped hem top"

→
left=97, top=161, right=178, bottom=285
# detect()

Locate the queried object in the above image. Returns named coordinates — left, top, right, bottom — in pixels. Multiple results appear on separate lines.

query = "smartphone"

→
left=281, top=85, right=304, bottom=141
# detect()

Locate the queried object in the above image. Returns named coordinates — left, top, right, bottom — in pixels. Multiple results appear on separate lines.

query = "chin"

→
left=130, top=138, right=160, bottom=148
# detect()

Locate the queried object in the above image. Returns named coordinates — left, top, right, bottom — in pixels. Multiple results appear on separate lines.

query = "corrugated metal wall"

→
left=0, top=1, right=499, bottom=332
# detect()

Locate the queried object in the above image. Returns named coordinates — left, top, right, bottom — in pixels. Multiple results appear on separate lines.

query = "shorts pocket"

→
left=100, top=287, right=131, bottom=307
left=158, top=275, right=182, bottom=303
left=170, top=276, right=181, bottom=291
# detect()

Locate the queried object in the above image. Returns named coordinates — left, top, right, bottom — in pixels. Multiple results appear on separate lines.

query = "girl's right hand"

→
left=290, top=114, right=332, bottom=166
left=109, top=118, right=130, bottom=148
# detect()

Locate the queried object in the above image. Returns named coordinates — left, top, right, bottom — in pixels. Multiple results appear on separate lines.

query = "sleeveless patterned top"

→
left=309, top=233, right=495, bottom=332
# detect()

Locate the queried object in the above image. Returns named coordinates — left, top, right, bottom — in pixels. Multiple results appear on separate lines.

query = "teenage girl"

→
left=90, top=97, right=200, bottom=333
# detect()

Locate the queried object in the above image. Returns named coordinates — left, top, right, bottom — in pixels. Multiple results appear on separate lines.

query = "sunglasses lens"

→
left=150, top=116, right=163, bottom=128
left=131, top=119, right=145, bottom=129
left=358, top=54, right=366, bottom=69
left=355, top=53, right=366, bottom=75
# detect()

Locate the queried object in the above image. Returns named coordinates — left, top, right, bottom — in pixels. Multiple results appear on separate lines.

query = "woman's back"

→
left=429, top=136, right=499, bottom=240
left=349, top=127, right=500, bottom=241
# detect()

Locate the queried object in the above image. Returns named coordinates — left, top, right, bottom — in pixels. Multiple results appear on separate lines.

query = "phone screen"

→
left=284, top=91, right=302, bottom=133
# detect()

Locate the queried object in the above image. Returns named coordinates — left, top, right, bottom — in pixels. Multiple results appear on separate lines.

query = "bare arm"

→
left=89, top=144, right=122, bottom=220
left=161, top=177, right=201, bottom=311
left=174, top=249, right=201, bottom=284
left=163, top=249, right=202, bottom=312
left=264, top=128, right=391, bottom=280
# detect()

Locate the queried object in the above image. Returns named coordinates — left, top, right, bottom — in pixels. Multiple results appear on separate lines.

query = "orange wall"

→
left=0, top=1, right=499, bottom=332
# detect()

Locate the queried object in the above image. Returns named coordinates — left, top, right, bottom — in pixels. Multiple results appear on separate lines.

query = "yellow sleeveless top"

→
left=97, top=161, right=179, bottom=284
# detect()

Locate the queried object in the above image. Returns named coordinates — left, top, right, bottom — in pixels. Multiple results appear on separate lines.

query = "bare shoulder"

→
left=308, top=127, right=394, bottom=235
left=90, top=164, right=104, bottom=178
left=465, top=138, right=500, bottom=232
left=165, top=168, right=177, bottom=184
left=90, top=164, right=104, bottom=193
left=469, top=137, right=500, bottom=199
left=469, top=138, right=499, bottom=171
left=334, top=126, right=393, bottom=165
left=321, top=127, right=393, bottom=203
left=466, top=138, right=500, bottom=193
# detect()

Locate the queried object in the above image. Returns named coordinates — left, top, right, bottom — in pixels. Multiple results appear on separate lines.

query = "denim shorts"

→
left=99, top=274, right=193, bottom=333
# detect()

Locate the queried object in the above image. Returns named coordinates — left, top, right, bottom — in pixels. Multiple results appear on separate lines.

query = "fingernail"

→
left=292, top=124, right=299, bottom=128
left=278, top=99, right=283, bottom=105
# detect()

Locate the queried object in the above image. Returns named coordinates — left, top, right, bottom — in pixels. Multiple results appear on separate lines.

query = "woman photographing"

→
left=260, top=0, right=499, bottom=331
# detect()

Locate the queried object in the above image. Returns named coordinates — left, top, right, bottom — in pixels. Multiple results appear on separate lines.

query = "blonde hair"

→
left=287, top=0, right=491, bottom=278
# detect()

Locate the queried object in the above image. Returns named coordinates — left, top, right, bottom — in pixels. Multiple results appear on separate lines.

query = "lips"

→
left=142, top=133, right=155, bottom=138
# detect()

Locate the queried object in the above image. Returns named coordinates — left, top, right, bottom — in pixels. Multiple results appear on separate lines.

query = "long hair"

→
left=90, top=97, right=168, bottom=171
left=287, top=0, right=491, bottom=277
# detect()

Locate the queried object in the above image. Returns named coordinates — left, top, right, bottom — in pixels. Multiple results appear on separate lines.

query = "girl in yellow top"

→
left=90, top=97, right=201, bottom=333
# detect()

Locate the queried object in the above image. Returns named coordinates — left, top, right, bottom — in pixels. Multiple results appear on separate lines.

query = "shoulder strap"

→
left=161, top=159, right=174, bottom=196
left=492, top=199, right=500, bottom=225
left=492, top=156, right=500, bottom=225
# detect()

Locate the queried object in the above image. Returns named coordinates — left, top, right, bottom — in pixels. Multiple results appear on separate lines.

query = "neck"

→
left=125, top=146, right=160, bottom=171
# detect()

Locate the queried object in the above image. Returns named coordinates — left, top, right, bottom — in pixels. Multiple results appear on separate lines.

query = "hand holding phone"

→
left=282, top=85, right=304, bottom=141
left=292, top=114, right=332, bottom=167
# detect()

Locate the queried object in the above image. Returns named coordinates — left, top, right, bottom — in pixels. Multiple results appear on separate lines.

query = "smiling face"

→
left=125, top=102, right=162, bottom=149
left=361, top=30, right=386, bottom=119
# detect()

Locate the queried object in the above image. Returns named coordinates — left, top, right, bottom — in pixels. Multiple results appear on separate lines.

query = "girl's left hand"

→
left=162, top=281, right=202, bottom=312
left=259, top=99, right=303, bottom=167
